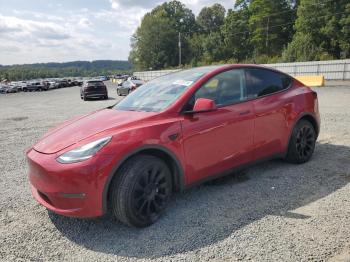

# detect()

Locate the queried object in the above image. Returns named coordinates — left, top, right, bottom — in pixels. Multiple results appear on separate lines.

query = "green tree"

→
left=188, top=33, right=205, bottom=66
left=282, top=33, right=322, bottom=62
left=339, top=2, right=350, bottom=57
left=129, top=13, right=178, bottom=70
left=223, top=2, right=252, bottom=61
left=201, top=31, right=228, bottom=63
left=283, top=0, right=350, bottom=61
left=249, top=0, right=294, bottom=57
left=129, top=0, right=196, bottom=70
left=197, top=4, right=226, bottom=33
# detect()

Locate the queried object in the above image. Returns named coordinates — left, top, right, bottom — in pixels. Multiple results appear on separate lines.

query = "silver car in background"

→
left=116, top=79, right=145, bottom=96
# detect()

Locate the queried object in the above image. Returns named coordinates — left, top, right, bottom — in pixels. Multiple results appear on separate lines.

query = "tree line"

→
left=0, top=60, right=132, bottom=81
left=129, top=0, right=350, bottom=70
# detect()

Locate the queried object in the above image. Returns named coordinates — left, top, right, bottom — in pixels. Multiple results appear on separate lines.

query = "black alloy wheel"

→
left=132, top=164, right=169, bottom=221
left=286, top=119, right=316, bottom=164
left=110, top=155, right=172, bottom=227
left=295, top=125, right=314, bottom=160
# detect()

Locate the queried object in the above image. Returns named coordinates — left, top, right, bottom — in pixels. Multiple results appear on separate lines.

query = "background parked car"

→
left=15, top=82, right=27, bottom=92
left=98, top=76, right=109, bottom=81
left=127, top=76, right=140, bottom=81
left=116, top=79, right=145, bottom=96
left=114, top=75, right=129, bottom=86
left=6, top=84, right=19, bottom=93
left=59, top=79, right=69, bottom=88
left=47, top=81, right=58, bottom=89
left=24, top=82, right=47, bottom=92
left=80, top=80, right=108, bottom=101
left=0, top=84, right=8, bottom=93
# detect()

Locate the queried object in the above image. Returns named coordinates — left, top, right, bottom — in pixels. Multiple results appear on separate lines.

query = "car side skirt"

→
left=184, top=152, right=286, bottom=190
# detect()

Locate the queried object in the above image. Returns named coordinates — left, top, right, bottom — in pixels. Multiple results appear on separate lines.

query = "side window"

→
left=245, top=69, right=291, bottom=98
left=193, top=69, right=246, bottom=107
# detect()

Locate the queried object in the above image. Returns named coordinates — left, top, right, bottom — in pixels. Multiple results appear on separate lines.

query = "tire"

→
left=110, top=155, right=172, bottom=227
left=83, top=95, right=87, bottom=101
left=117, top=89, right=121, bottom=96
left=286, top=119, right=316, bottom=164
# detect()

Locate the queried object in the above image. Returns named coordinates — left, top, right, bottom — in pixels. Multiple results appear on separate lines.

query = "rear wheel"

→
left=117, top=89, right=121, bottom=96
left=83, top=94, right=87, bottom=101
left=286, top=119, right=316, bottom=164
left=110, top=155, right=172, bottom=227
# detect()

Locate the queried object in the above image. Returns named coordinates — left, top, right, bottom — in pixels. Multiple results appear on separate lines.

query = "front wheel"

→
left=110, top=155, right=172, bottom=227
left=286, top=119, right=316, bottom=164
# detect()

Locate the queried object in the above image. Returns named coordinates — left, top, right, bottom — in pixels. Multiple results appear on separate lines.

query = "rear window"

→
left=87, top=81, right=104, bottom=86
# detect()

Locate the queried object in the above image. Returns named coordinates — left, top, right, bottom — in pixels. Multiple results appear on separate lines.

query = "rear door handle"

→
left=239, top=110, right=251, bottom=115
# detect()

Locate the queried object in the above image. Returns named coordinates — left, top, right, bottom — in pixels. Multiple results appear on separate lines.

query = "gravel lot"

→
left=0, top=82, right=350, bottom=261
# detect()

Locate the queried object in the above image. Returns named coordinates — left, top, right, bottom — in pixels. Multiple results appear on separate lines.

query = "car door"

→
left=245, top=68, right=293, bottom=160
left=181, top=69, right=255, bottom=185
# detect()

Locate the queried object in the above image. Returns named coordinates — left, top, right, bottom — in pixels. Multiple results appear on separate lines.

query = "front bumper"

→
left=27, top=149, right=114, bottom=217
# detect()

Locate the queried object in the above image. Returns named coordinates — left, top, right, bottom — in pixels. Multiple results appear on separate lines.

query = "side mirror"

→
left=190, top=98, right=217, bottom=113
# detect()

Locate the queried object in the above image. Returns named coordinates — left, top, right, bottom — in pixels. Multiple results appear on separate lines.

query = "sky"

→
left=0, top=0, right=235, bottom=65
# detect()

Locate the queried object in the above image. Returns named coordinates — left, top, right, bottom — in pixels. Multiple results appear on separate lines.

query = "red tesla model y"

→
left=27, top=65, right=320, bottom=227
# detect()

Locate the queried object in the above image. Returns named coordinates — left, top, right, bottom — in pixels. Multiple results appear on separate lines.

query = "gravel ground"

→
left=0, top=82, right=349, bottom=261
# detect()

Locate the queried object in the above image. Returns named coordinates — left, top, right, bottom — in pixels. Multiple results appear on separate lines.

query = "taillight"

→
left=131, top=85, right=136, bottom=91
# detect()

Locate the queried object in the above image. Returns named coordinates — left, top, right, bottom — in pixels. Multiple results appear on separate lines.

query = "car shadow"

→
left=49, top=142, right=350, bottom=259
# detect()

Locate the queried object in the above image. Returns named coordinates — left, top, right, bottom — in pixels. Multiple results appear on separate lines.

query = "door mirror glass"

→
left=192, top=98, right=217, bottom=113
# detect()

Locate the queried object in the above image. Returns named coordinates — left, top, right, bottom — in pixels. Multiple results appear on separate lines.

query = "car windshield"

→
left=113, top=66, right=218, bottom=112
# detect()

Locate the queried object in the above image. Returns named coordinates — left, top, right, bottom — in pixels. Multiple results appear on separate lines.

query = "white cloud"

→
left=0, top=0, right=236, bottom=65
left=110, top=0, right=162, bottom=9
left=0, top=14, right=70, bottom=40
left=78, top=17, right=92, bottom=28
left=109, top=0, right=234, bottom=14
left=0, top=13, right=128, bottom=65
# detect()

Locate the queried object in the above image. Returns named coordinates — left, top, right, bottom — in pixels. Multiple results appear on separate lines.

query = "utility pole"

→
left=178, top=32, right=182, bottom=67
left=266, top=16, right=270, bottom=55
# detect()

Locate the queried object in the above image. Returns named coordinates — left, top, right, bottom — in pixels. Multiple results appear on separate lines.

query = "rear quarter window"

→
left=245, top=68, right=291, bottom=98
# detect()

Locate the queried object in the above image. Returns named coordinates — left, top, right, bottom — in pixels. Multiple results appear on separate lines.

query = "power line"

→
left=226, top=10, right=349, bottom=38
left=232, top=0, right=341, bottom=22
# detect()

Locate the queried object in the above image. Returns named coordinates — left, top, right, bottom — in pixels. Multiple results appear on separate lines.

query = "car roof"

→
left=177, top=64, right=289, bottom=79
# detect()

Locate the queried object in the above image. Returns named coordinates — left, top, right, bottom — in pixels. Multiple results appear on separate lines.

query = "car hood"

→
left=33, top=109, right=157, bottom=154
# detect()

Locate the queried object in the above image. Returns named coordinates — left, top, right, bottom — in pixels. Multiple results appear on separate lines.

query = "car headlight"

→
left=57, top=136, right=112, bottom=164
